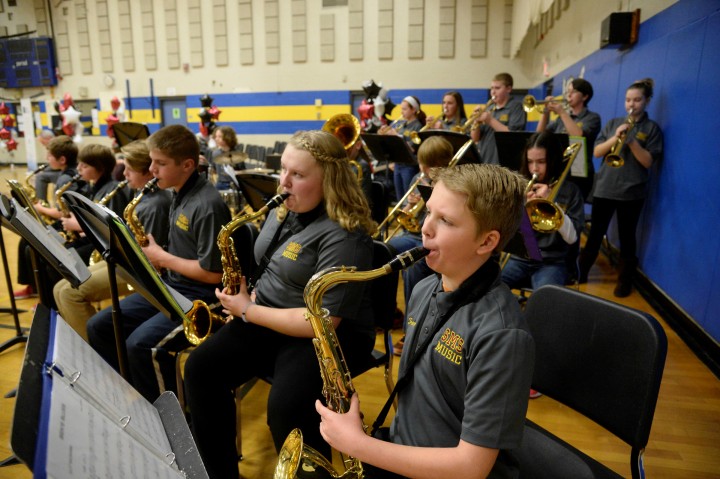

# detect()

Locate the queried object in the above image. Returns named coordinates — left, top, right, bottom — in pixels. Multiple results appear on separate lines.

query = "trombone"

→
left=322, top=113, right=363, bottom=182
left=374, top=139, right=475, bottom=242
left=525, top=143, right=581, bottom=233
left=522, top=95, right=569, bottom=114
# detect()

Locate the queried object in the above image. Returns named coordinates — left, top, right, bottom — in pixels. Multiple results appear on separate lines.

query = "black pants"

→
left=184, top=318, right=373, bottom=479
left=583, top=197, right=645, bottom=266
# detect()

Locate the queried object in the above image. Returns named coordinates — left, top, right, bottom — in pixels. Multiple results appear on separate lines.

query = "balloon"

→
left=200, top=94, right=214, bottom=108
left=2, top=115, right=14, bottom=128
left=0, top=102, right=9, bottom=115
left=62, top=93, right=74, bottom=110
left=198, top=108, right=211, bottom=123
left=6, top=138, right=18, bottom=151
left=362, top=80, right=382, bottom=101
left=106, top=114, right=120, bottom=138
left=208, top=106, right=221, bottom=120
left=61, top=105, right=82, bottom=137
left=0, top=128, right=10, bottom=140
left=110, top=96, right=121, bottom=112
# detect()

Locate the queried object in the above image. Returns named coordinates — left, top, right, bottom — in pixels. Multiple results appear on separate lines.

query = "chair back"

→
left=524, top=285, right=667, bottom=449
left=370, top=181, right=388, bottom=225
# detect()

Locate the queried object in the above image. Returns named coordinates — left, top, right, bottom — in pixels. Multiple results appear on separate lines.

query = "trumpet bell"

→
left=604, top=153, right=625, bottom=168
left=323, top=114, right=360, bottom=151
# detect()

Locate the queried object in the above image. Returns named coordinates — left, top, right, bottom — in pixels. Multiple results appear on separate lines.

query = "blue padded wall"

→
left=546, top=0, right=720, bottom=342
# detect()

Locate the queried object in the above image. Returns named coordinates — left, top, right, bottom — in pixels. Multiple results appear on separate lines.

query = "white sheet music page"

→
left=50, top=315, right=173, bottom=454
left=45, top=379, right=184, bottom=479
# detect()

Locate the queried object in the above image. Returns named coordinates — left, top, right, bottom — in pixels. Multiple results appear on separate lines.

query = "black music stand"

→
left=113, top=122, right=150, bottom=148
left=361, top=133, right=418, bottom=183
left=494, top=132, right=569, bottom=172
left=235, top=172, right=280, bottom=211
left=417, top=130, right=481, bottom=164
left=63, top=192, right=194, bottom=377
left=0, top=216, right=27, bottom=354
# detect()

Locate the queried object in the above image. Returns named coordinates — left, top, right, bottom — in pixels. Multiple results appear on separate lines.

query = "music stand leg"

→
left=0, top=455, right=20, bottom=467
left=0, top=225, right=28, bottom=354
left=106, top=260, right=130, bottom=380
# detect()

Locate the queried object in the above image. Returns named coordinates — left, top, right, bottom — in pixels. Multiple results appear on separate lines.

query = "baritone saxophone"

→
left=273, top=246, right=430, bottom=479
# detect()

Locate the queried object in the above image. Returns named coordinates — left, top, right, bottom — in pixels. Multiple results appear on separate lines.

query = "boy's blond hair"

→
left=431, top=164, right=526, bottom=252
left=121, top=140, right=151, bottom=174
left=418, top=136, right=454, bottom=169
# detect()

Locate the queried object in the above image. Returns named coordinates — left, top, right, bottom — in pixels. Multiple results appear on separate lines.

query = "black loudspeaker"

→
left=601, top=9, right=640, bottom=49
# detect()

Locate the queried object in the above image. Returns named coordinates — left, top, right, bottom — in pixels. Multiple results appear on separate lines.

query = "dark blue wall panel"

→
left=546, top=0, right=720, bottom=343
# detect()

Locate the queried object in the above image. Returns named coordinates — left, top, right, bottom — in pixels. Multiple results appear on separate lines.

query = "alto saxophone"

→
left=90, top=180, right=129, bottom=264
left=184, top=193, right=289, bottom=346
left=123, top=177, right=159, bottom=247
left=24, top=164, right=54, bottom=224
left=274, top=246, right=430, bottom=479
left=56, top=173, right=82, bottom=242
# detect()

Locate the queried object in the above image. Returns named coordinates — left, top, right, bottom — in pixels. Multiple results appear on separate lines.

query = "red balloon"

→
left=62, top=93, right=74, bottom=110
left=2, top=115, right=15, bottom=128
left=111, top=96, right=121, bottom=112
left=0, top=128, right=10, bottom=140
left=6, top=138, right=18, bottom=151
left=106, top=114, right=120, bottom=138
left=0, top=102, right=8, bottom=115
left=208, top=106, right=222, bottom=120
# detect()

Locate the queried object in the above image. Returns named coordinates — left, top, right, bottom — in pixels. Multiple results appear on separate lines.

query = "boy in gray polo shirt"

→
left=316, top=164, right=535, bottom=478
left=87, top=124, right=231, bottom=402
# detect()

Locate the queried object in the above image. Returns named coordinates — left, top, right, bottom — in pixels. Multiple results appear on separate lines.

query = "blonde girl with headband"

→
left=184, top=130, right=377, bottom=479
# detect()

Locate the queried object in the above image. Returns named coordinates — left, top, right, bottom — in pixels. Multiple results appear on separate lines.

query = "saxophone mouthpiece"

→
left=388, top=246, right=430, bottom=273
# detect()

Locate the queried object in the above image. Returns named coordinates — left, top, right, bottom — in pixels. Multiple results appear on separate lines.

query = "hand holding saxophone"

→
left=215, top=279, right=252, bottom=321
left=140, top=233, right=165, bottom=270
left=315, top=393, right=367, bottom=459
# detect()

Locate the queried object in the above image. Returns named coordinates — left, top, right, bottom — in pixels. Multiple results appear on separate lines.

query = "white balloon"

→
left=62, top=105, right=82, bottom=125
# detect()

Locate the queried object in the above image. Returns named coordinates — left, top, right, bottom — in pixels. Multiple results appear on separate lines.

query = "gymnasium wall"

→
left=542, top=0, right=720, bottom=344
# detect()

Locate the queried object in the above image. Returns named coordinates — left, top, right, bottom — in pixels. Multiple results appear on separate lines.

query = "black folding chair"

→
left=517, top=285, right=667, bottom=479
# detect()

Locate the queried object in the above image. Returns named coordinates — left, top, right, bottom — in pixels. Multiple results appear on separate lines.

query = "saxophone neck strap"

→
left=248, top=215, right=290, bottom=291
left=370, top=260, right=500, bottom=436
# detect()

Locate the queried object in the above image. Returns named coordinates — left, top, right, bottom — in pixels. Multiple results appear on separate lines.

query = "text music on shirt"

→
left=282, top=241, right=302, bottom=261
left=435, top=327, right=464, bottom=365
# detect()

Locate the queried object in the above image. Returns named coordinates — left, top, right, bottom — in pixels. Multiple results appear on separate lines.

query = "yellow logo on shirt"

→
left=435, top=327, right=464, bottom=365
left=636, top=131, right=647, bottom=141
left=176, top=213, right=189, bottom=231
left=407, top=316, right=417, bottom=327
left=282, top=241, right=302, bottom=261
left=499, top=114, right=509, bottom=123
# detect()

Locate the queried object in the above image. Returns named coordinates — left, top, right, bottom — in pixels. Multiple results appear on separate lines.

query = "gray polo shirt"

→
left=166, top=173, right=230, bottom=286
left=392, top=262, right=535, bottom=478
left=253, top=208, right=375, bottom=342
left=546, top=107, right=602, bottom=174
left=593, top=112, right=663, bottom=201
left=134, top=188, right=172, bottom=248
left=477, top=96, right=528, bottom=166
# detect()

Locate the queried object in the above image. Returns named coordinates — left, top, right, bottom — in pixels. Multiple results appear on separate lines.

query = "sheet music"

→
left=569, top=136, right=588, bottom=178
left=44, top=379, right=184, bottom=479
left=50, top=316, right=173, bottom=454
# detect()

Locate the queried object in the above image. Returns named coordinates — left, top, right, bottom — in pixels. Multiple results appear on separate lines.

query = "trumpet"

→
left=522, top=95, right=569, bottom=114
left=410, top=115, right=442, bottom=145
left=453, top=97, right=495, bottom=134
left=323, top=114, right=363, bottom=182
left=526, top=143, right=581, bottom=233
left=604, top=110, right=635, bottom=168
left=273, top=246, right=430, bottom=479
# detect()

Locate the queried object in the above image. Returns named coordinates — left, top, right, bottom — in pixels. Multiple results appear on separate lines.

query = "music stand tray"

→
left=417, top=130, right=480, bottom=164
left=494, top=132, right=569, bottom=172
left=360, top=133, right=417, bottom=166
left=235, top=172, right=280, bottom=211
left=113, top=122, right=150, bottom=148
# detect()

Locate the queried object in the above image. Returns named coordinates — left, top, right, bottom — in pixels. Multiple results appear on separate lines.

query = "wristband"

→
left=241, top=302, right=254, bottom=323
